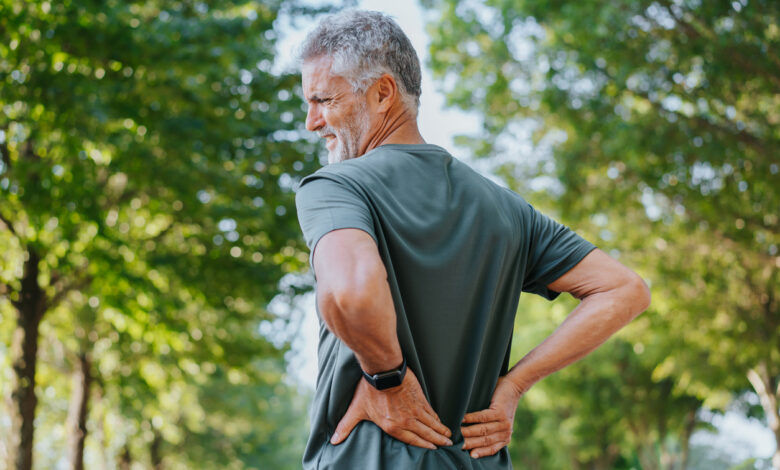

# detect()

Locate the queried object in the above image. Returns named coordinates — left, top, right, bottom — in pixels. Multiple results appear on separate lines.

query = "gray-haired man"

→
left=295, top=10, right=650, bottom=469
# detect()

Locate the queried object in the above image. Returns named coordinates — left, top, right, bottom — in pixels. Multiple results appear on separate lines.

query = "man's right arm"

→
left=461, top=249, right=650, bottom=458
left=313, top=228, right=452, bottom=449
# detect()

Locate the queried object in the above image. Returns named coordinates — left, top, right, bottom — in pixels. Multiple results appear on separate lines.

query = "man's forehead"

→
left=302, top=56, right=350, bottom=97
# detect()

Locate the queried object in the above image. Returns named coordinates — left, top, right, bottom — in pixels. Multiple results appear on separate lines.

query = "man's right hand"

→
left=330, top=368, right=453, bottom=450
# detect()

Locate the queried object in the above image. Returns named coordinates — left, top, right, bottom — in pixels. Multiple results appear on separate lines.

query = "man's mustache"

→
left=318, top=127, right=336, bottom=138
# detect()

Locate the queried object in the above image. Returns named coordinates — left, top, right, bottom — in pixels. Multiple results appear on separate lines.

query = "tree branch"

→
left=747, top=367, right=769, bottom=396
left=657, top=0, right=780, bottom=91
left=0, top=124, right=10, bottom=170
left=149, top=220, right=175, bottom=243
left=48, top=274, right=92, bottom=313
left=747, top=365, right=780, bottom=433
left=0, top=211, right=18, bottom=238
left=628, top=88, right=773, bottom=157
left=47, top=262, right=92, bottom=312
left=735, top=255, right=776, bottom=346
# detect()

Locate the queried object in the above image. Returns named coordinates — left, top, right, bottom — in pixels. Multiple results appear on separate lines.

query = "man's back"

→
left=296, top=144, right=595, bottom=469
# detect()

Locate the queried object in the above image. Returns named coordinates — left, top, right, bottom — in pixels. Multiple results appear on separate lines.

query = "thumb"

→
left=331, top=401, right=364, bottom=445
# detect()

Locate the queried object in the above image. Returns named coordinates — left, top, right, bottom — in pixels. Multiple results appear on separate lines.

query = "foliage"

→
left=0, top=0, right=324, bottom=467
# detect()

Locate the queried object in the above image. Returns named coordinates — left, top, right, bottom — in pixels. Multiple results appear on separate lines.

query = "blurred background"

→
left=0, top=0, right=777, bottom=469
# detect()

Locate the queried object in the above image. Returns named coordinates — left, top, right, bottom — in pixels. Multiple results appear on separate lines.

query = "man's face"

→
left=302, top=56, right=371, bottom=164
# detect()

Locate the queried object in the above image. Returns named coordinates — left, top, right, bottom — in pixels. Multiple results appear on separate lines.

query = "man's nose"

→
left=306, top=105, right=324, bottom=132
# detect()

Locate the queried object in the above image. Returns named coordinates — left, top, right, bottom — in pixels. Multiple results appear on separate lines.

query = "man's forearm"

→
left=314, top=229, right=404, bottom=374
left=313, top=230, right=452, bottom=449
left=505, top=276, right=650, bottom=394
left=317, top=272, right=403, bottom=374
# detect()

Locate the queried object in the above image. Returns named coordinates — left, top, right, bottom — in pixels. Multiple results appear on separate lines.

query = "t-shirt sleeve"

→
left=295, top=174, right=377, bottom=267
left=521, top=203, right=597, bottom=300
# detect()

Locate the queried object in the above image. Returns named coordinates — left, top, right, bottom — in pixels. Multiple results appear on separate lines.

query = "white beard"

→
left=323, top=101, right=370, bottom=164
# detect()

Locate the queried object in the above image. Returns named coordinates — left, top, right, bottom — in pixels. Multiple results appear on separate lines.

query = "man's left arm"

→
left=313, top=228, right=453, bottom=449
left=460, top=249, right=651, bottom=458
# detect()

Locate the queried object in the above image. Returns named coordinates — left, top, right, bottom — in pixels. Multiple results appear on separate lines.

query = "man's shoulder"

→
left=299, top=144, right=427, bottom=187
left=295, top=160, right=371, bottom=211
left=299, top=162, right=354, bottom=188
left=298, top=145, right=532, bottom=212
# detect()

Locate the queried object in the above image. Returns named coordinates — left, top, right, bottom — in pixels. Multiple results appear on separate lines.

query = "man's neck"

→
left=362, top=107, right=425, bottom=155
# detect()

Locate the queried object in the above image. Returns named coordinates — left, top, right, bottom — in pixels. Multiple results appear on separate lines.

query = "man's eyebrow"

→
left=307, top=93, right=330, bottom=103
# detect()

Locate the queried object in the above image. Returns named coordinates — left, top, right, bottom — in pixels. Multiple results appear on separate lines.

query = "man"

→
left=295, top=10, right=650, bottom=470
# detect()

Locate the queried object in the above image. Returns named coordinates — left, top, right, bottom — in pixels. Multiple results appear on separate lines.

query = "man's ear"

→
left=371, top=74, right=398, bottom=113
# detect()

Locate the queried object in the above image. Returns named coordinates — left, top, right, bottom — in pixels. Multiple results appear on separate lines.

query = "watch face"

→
left=374, top=371, right=403, bottom=390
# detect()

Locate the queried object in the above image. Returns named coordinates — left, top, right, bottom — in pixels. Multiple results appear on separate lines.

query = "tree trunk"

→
left=593, top=444, right=620, bottom=470
left=7, top=249, right=46, bottom=470
left=67, top=353, right=92, bottom=470
left=150, top=430, right=163, bottom=470
left=118, top=445, right=132, bottom=470
left=747, top=364, right=780, bottom=470
left=638, top=443, right=659, bottom=470
left=93, top=385, right=109, bottom=470
left=678, top=409, right=696, bottom=470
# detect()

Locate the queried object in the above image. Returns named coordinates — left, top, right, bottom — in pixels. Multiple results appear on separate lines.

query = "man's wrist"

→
left=357, top=349, right=404, bottom=376
left=362, top=357, right=407, bottom=390
left=503, top=370, right=536, bottom=400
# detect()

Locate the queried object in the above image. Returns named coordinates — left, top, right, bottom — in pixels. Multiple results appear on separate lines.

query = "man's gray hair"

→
left=300, top=10, right=422, bottom=114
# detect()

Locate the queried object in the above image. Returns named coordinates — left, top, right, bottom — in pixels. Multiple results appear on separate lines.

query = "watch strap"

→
left=362, top=358, right=407, bottom=390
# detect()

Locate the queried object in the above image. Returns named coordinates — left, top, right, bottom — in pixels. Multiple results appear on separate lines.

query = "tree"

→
left=0, top=0, right=323, bottom=468
left=424, top=0, right=779, bottom=466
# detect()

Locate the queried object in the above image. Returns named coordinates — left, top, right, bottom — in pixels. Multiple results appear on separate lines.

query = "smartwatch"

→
left=362, top=358, right=407, bottom=390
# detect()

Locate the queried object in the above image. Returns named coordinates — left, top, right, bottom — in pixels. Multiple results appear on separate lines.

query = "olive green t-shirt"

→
left=295, top=144, right=596, bottom=469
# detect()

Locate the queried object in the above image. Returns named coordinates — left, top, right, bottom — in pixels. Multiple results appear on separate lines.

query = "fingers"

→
left=331, top=382, right=452, bottom=449
left=331, top=400, right=364, bottom=445
left=417, top=406, right=452, bottom=439
left=393, top=370, right=452, bottom=446
left=459, top=377, right=520, bottom=458
left=383, top=417, right=453, bottom=449
left=387, top=395, right=452, bottom=448
left=404, top=370, right=447, bottom=428
left=467, top=441, right=508, bottom=459
left=462, top=409, right=502, bottom=424
left=462, top=421, right=506, bottom=439
left=461, top=410, right=512, bottom=457
left=407, top=418, right=453, bottom=447
left=463, top=423, right=512, bottom=450
left=390, top=428, right=439, bottom=450
left=331, top=368, right=456, bottom=450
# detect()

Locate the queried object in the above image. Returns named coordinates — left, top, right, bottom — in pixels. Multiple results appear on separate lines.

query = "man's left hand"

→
left=461, top=376, right=524, bottom=458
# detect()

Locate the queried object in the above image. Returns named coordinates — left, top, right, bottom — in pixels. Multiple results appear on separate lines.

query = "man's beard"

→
left=320, top=102, right=370, bottom=164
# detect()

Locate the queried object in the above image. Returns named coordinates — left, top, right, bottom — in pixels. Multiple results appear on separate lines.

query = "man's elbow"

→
left=627, top=273, right=651, bottom=318
left=317, top=281, right=375, bottom=336
left=318, top=287, right=351, bottom=335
